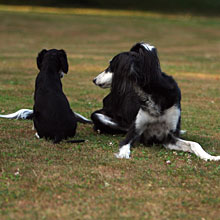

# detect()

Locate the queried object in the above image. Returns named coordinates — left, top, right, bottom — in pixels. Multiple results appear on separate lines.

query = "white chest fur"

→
left=135, top=106, right=180, bottom=138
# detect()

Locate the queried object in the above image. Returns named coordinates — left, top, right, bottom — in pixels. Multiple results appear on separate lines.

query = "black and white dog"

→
left=91, top=63, right=140, bottom=134
left=0, top=49, right=91, bottom=143
left=92, top=42, right=220, bottom=161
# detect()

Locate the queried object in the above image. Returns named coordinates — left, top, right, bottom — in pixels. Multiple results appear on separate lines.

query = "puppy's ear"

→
left=58, top=50, right=68, bottom=73
left=37, top=49, right=47, bottom=70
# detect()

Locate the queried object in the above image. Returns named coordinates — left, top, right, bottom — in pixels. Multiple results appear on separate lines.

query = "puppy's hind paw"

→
left=35, top=133, right=40, bottom=139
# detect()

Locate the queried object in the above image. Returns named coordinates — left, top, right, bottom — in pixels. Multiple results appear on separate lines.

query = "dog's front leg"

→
left=115, top=109, right=149, bottom=159
left=115, top=125, right=139, bottom=159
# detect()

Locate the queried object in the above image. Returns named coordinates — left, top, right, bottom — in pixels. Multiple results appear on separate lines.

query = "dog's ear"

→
left=58, top=50, right=68, bottom=73
left=111, top=52, right=139, bottom=95
left=37, top=49, right=47, bottom=70
left=128, top=53, right=140, bottom=80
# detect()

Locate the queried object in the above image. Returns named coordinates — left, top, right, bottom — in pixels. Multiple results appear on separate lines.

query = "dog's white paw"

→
left=115, top=152, right=130, bottom=159
left=115, top=144, right=131, bottom=159
left=35, top=132, right=40, bottom=139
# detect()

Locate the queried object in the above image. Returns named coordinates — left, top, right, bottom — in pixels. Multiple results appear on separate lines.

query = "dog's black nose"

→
left=93, top=78, right=96, bottom=84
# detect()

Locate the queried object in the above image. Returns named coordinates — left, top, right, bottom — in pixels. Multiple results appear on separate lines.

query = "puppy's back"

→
left=33, top=49, right=77, bottom=143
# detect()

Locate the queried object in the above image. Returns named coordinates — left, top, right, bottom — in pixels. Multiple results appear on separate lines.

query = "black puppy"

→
left=33, top=49, right=83, bottom=143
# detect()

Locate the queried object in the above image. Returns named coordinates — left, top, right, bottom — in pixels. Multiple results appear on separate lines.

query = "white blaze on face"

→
left=141, top=43, right=155, bottom=51
left=93, top=70, right=113, bottom=88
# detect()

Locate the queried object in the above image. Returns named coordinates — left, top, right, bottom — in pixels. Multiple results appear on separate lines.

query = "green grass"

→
left=0, top=6, right=220, bottom=220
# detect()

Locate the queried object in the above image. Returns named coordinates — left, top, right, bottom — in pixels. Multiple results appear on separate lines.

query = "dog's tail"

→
left=74, top=112, right=93, bottom=124
left=0, top=109, right=33, bottom=120
left=0, top=110, right=92, bottom=124
left=164, top=137, right=220, bottom=161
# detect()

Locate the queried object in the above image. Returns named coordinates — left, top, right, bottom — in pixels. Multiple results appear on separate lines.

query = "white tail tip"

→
left=0, top=109, right=33, bottom=119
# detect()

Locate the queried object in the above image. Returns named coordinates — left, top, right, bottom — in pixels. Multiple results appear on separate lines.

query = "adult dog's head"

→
left=37, top=49, right=69, bottom=78
left=93, top=42, right=161, bottom=92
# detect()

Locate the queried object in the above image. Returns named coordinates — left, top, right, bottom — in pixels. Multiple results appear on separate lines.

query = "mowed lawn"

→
left=0, top=6, right=220, bottom=219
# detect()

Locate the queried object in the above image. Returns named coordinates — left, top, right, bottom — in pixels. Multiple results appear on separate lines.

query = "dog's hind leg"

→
left=164, top=138, right=220, bottom=161
left=0, top=109, right=33, bottom=120
left=74, top=112, right=92, bottom=124
left=91, top=112, right=128, bottom=133
left=35, top=132, right=40, bottom=139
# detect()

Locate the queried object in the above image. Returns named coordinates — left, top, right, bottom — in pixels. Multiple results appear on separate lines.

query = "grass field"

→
left=0, top=5, right=220, bottom=220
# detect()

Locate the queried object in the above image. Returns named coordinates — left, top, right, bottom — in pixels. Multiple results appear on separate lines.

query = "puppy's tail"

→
left=74, top=112, right=93, bottom=124
left=164, top=137, right=220, bottom=161
left=0, top=109, right=33, bottom=120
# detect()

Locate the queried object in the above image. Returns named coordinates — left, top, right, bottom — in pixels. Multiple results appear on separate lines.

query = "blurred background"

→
left=0, top=0, right=220, bottom=16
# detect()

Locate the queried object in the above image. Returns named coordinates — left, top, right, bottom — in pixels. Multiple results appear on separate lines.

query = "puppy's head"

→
left=37, top=49, right=69, bottom=78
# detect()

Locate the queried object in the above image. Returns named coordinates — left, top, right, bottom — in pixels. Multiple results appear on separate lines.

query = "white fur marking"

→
left=165, top=106, right=181, bottom=131
left=0, top=109, right=33, bottom=119
left=59, top=70, right=65, bottom=78
left=74, top=112, right=92, bottom=123
left=141, top=43, right=155, bottom=51
left=35, top=133, right=40, bottom=139
left=135, top=109, right=153, bottom=133
left=135, top=106, right=180, bottom=134
left=164, top=138, right=220, bottom=161
left=96, top=113, right=118, bottom=127
left=115, top=144, right=131, bottom=159
left=94, top=71, right=113, bottom=88
left=180, top=130, right=186, bottom=135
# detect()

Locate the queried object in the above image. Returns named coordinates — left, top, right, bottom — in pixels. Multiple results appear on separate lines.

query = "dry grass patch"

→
left=0, top=7, right=220, bottom=220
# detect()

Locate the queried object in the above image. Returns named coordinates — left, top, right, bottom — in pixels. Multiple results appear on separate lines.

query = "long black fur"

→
left=91, top=42, right=181, bottom=146
left=130, top=43, right=181, bottom=140
left=91, top=53, right=140, bottom=134
left=118, top=43, right=181, bottom=148
left=33, top=49, right=84, bottom=143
